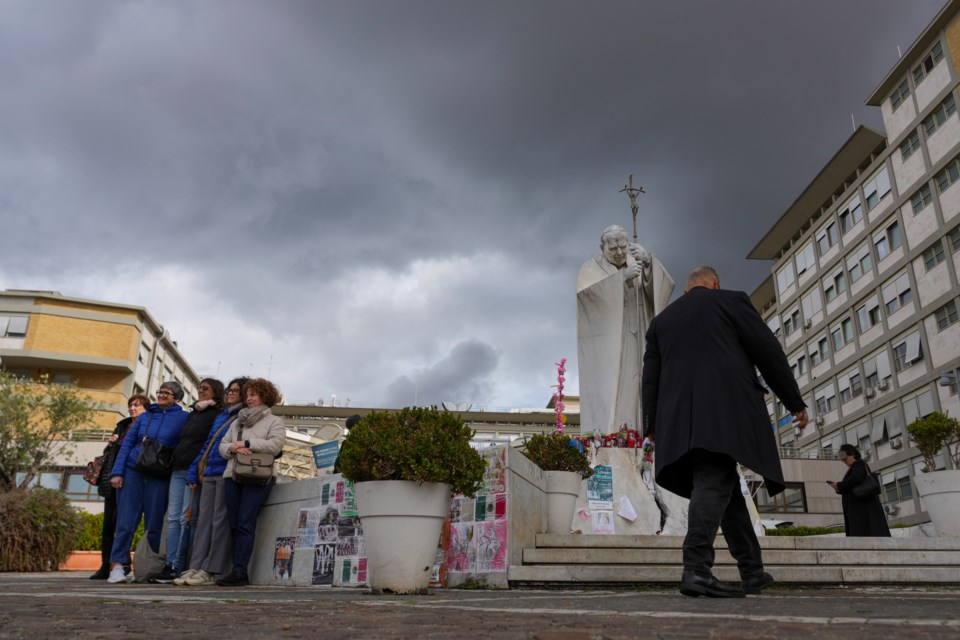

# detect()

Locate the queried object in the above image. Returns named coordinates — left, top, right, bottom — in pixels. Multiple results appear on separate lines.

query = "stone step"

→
left=514, top=534, right=960, bottom=585
left=522, top=547, right=960, bottom=567
left=535, top=533, right=960, bottom=551
left=508, top=564, right=960, bottom=584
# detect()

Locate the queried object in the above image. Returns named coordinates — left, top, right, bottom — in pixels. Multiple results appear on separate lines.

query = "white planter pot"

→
left=914, top=469, right=960, bottom=537
left=354, top=480, right=452, bottom=594
left=544, top=470, right=582, bottom=534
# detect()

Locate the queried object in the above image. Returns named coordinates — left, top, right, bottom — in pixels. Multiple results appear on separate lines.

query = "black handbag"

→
left=135, top=417, right=175, bottom=478
left=851, top=464, right=881, bottom=500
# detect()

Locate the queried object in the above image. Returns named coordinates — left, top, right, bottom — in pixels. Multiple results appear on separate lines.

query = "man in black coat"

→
left=642, top=266, right=808, bottom=598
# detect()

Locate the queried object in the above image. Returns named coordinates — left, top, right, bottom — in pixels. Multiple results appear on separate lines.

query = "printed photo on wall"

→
left=312, top=542, right=336, bottom=585
left=273, top=537, right=295, bottom=580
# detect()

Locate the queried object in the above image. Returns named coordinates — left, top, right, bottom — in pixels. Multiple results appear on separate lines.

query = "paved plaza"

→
left=1, top=573, right=959, bottom=639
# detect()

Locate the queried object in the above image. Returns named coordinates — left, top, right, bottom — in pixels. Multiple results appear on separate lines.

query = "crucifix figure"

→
left=619, top=174, right=645, bottom=243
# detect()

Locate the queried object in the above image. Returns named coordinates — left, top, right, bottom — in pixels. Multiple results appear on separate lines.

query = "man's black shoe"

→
left=216, top=570, right=249, bottom=587
left=89, top=566, right=110, bottom=580
left=679, top=570, right=745, bottom=598
left=147, top=564, right=177, bottom=584
left=741, top=571, right=775, bottom=595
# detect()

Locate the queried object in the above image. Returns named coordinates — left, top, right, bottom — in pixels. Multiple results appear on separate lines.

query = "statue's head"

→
left=600, top=225, right=629, bottom=268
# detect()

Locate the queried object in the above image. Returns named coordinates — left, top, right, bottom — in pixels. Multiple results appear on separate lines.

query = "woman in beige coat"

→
left=216, top=378, right=286, bottom=586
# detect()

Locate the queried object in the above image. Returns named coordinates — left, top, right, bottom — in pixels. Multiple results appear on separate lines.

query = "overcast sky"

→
left=0, top=1, right=946, bottom=410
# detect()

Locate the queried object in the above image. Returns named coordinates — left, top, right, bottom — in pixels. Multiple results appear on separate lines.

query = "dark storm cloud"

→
left=385, top=339, right=500, bottom=408
left=0, top=0, right=946, bottom=406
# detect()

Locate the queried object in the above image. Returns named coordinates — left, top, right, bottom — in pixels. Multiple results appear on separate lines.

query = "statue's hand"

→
left=623, top=261, right=643, bottom=282
left=630, top=245, right=652, bottom=270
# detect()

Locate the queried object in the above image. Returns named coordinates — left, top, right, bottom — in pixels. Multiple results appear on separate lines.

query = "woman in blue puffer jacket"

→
left=174, top=377, right=249, bottom=586
left=106, top=381, right=189, bottom=583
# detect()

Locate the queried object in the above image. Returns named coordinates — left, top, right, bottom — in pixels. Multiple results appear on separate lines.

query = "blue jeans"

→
left=110, top=468, right=169, bottom=565
left=224, top=478, right=274, bottom=575
left=165, top=470, right=199, bottom=570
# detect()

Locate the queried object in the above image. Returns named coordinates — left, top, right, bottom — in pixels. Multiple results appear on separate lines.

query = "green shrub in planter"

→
left=338, top=406, right=487, bottom=498
left=906, top=411, right=960, bottom=472
left=0, top=488, right=81, bottom=571
left=522, top=432, right=594, bottom=479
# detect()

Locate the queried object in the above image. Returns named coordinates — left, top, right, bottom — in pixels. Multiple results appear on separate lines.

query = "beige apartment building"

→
left=750, top=0, right=960, bottom=527
left=0, top=289, right=201, bottom=509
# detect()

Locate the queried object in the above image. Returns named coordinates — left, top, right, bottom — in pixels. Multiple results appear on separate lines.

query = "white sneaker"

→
left=173, top=569, right=199, bottom=586
left=184, top=570, right=214, bottom=586
left=106, top=566, right=133, bottom=584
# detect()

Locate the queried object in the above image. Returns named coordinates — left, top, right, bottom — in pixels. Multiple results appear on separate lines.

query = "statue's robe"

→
left=576, top=247, right=674, bottom=435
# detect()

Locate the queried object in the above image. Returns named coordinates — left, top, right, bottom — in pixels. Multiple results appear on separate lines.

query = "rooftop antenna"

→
left=897, top=45, right=903, bottom=59
left=619, top=174, right=645, bottom=243
left=851, top=113, right=856, bottom=133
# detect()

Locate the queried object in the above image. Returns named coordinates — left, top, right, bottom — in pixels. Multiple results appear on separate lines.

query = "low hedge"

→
left=75, top=511, right=145, bottom=552
left=0, top=489, right=82, bottom=571
left=764, top=525, right=844, bottom=537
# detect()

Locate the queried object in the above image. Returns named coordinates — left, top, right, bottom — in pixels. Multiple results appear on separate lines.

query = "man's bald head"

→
left=686, top=266, right=720, bottom=292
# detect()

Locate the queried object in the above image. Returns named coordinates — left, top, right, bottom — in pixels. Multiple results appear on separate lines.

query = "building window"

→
left=922, top=94, right=957, bottom=138
left=856, top=296, right=883, bottom=333
left=883, top=471, right=914, bottom=503
left=64, top=470, right=103, bottom=502
left=890, top=79, right=911, bottom=111
left=816, top=221, right=839, bottom=256
left=846, top=244, right=873, bottom=283
left=818, top=337, right=831, bottom=363
left=874, top=220, right=902, bottom=261
left=751, top=482, right=807, bottom=513
left=882, top=272, right=912, bottom=315
left=796, top=355, right=807, bottom=375
left=138, top=342, right=151, bottom=365
left=863, top=168, right=892, bottom=211
left=892, top=332, right=923, bottom=372
left=911, top=183, right=933, bottom=215
left=936, top=157, right=960, bottom=193
left=777, top=264, right=796, bottom=294
left=0, top=315, right=29, bottom=338
left=795, top=242, right=816, bottom=275
left=838, top=195, right=863, bottom=234
left=52, top=373, right=72, bottom=386
left=900, top=130, right=921, bottom=161
left=783, top=308, right=801, bottom=336
left=935, top=300, right=959, bottom=331
left=831, top=317, right=855, bottom=351
left=810, top=337, right=831, bottom=367
left=15, top=471, right=62, bottom=491
left=816, top=395, right=827, bottom=414
left=923, top=241, right=946, bottom=271
left=801, top=289, right=822, bottom=321
left=912, top=41, right=944, bottom=85
left=824, top=270, right=847, bottom=303
left=850, top=373, right=863, bottom=398
left=950, top=226, right=960, bottom=253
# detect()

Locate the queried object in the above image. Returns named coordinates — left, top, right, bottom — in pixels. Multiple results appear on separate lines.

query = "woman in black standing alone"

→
left=89, top=394, right=149, bottom=579
left=828, top=444, right=891, bottom=537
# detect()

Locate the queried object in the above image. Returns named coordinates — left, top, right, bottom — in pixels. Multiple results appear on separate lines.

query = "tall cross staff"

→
left=619, top=174, right=645, bottom=243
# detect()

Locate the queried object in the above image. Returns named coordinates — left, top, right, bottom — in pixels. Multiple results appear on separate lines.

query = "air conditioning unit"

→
left=803, top=319, right=813, bottom=330
left=814, top=416, right=825, bottom=427
left=877, top=380, right=890, bottom=391
left=884, top=504, right=900, bottom=515
left=890, top=436, right=903, bottom=449
left=862, top=449, right=872, bottom=461
left=864, top=387, right=876, bottom=398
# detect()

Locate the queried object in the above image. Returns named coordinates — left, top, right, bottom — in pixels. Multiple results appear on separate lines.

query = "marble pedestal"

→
left=569, top=448, right=689, bottom=535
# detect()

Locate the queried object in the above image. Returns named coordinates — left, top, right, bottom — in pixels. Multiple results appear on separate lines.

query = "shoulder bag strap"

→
left=197, top=414, right=239, bottom=479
